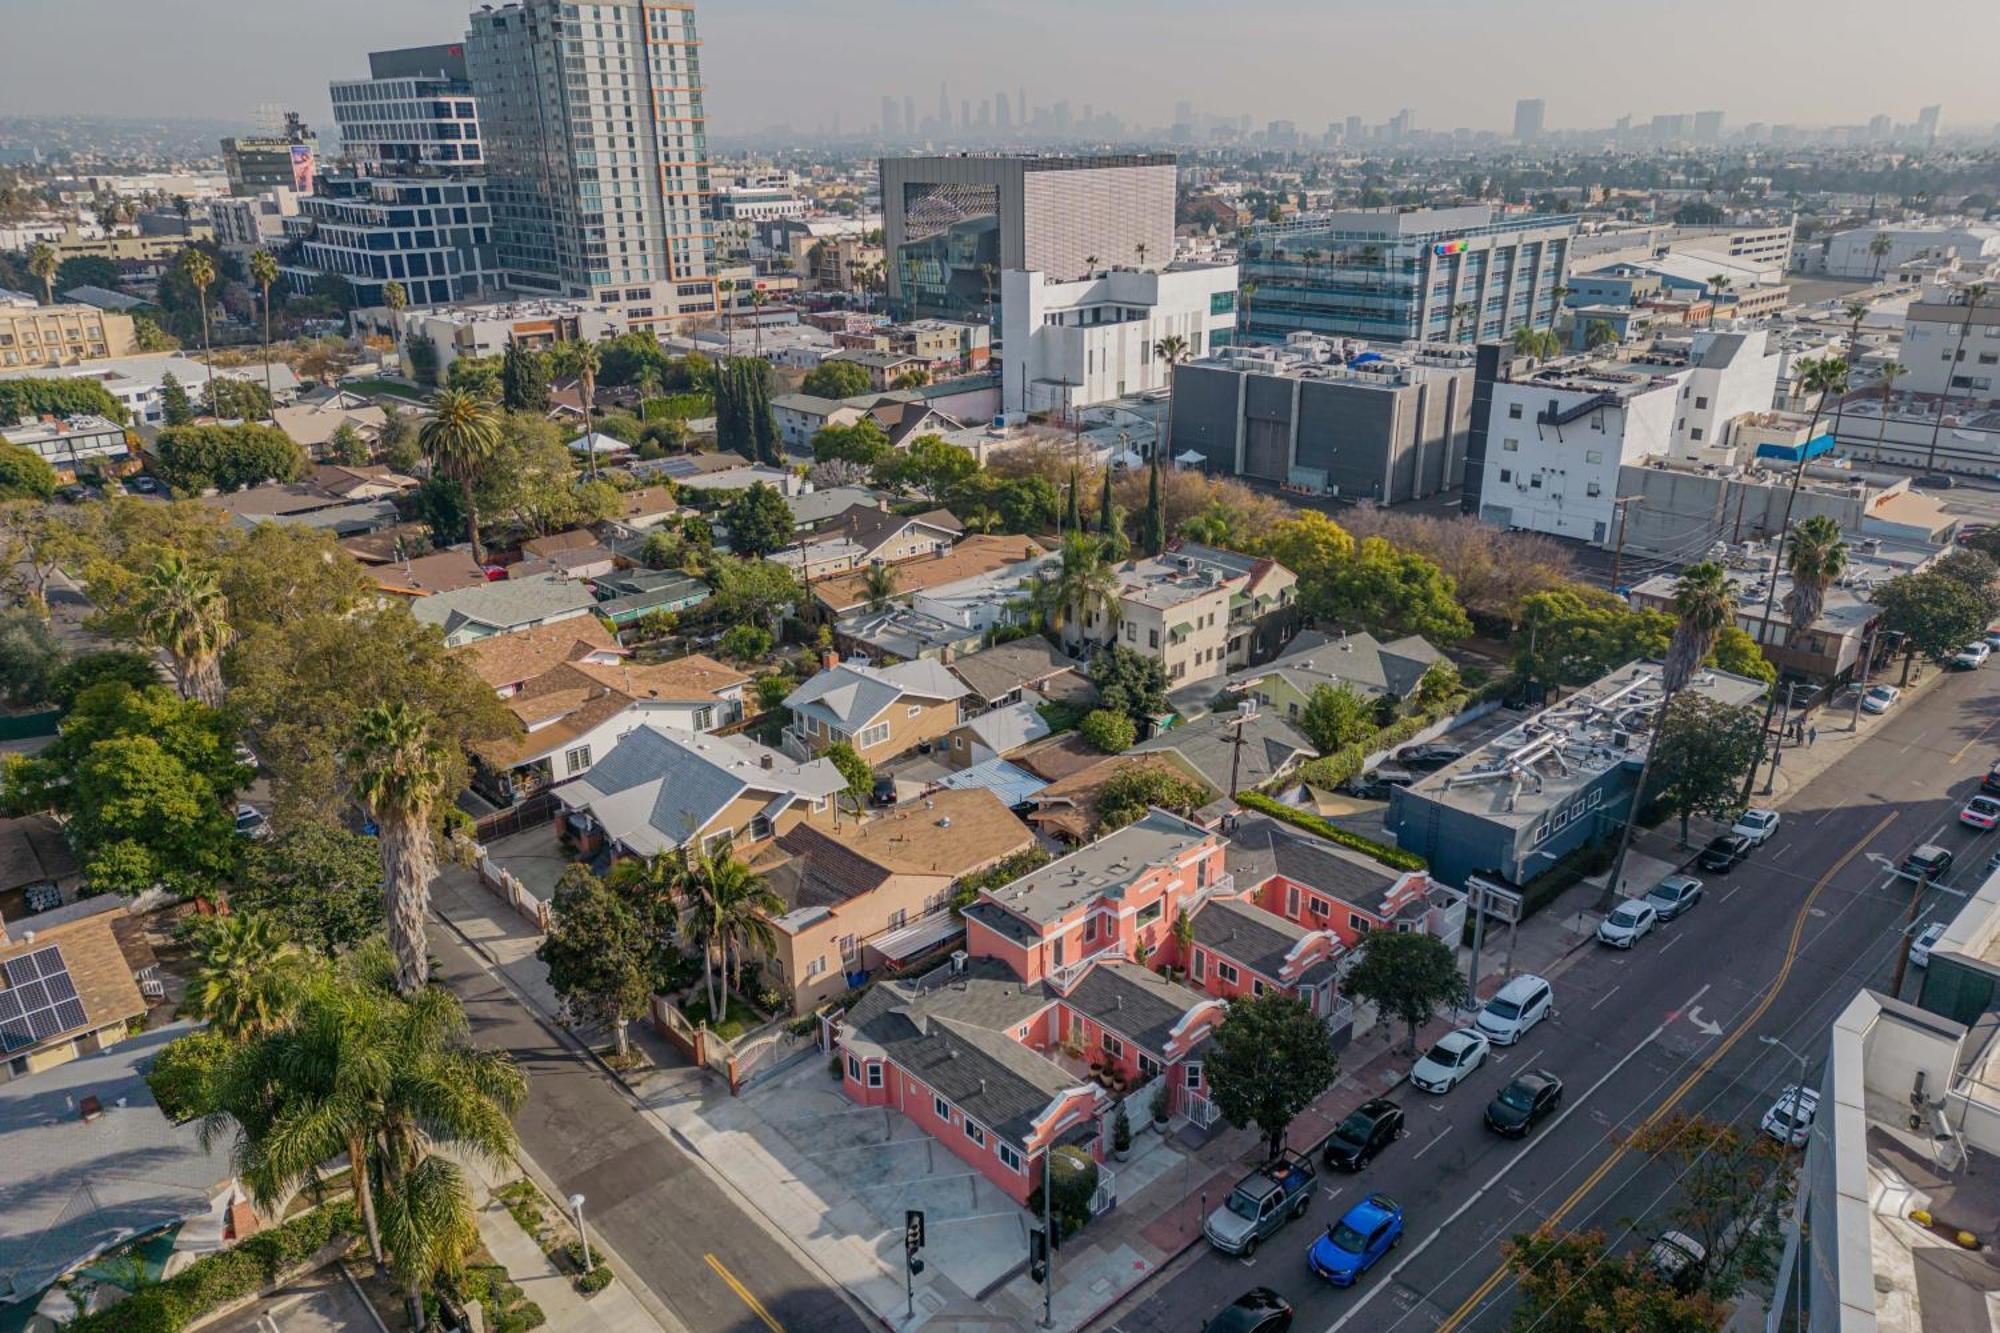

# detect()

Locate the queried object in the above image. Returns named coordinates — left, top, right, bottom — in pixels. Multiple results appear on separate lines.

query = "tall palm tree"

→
left=417, top=389, right=500, bottom=564
left=382, top=279, right=407, bottom=317
left=1869, top=231, right=1893, bottom=279
left=862, top=561, right=898, bottom=611
left=347, top=703, right=449, bottom=996
left=180, top=247, right=218, bottom=405
left=1781, top=515, right=1849, bottom=638
left=138, top=552, right=231, bottom=707
left=1135, top=240, right=1150, bottom=267
left=1924, top=283, right=1989, bottom=475
left=1706, top=275, right=1732, bottom=327
left=718, top=279, right=735, bottom=339
left=749, top=289, right=769, bottom=359
left=1030, top=531, right=1121, bottom=653
left=1151, top=332, right=1190, bottom=452
left=184, top=912, right=303, bottom=1039
left=673, top=848, right=727, bottom=1020
left=1874, top=361, right=1910, bottom=457
left=552, top=340, right=604, bottom=480
left=696, top=849, right=784, bottom=995
left=248, top=249, right=280, bottom=414
left=1601, top=562, right=1738, bottom=903
left=1083, top=254, right=1100, bottom=278
left=1450, top=301, right=1477, bottom=344
left=27, top=241, right=57, bottom=305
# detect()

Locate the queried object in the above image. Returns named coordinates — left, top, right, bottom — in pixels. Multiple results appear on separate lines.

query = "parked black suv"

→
left=1485, top=1070, right=1564, bottom=1138
left=1322, top=1098, right=1406, bottom=1171
left=1697, top=833, right=1752, bottom=873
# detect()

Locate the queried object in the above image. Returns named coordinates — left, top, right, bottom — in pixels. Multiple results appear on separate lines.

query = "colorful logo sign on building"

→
left=1433, top=240, right=1469, bottom=258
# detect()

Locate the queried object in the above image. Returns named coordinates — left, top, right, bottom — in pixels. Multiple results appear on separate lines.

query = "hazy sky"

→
left=2, top=0, right=1995, bottom=138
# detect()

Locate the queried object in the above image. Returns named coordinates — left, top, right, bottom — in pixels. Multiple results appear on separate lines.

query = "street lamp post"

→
left=568, top=1193, right=592, bottom=1272
left=1759, top=1036, right=1811, bottom=1333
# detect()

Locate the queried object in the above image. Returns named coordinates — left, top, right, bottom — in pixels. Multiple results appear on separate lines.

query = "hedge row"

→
left=1288, top=684, right=1498, bottom=793
left=67, top=1201, right=358, bottom=1333
left=1235, top=791, right=1427, bottom=872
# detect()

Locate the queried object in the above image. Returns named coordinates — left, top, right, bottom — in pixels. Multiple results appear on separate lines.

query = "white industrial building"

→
left=1820, top=222, right=2000, bottom=279
left=1000, top=262, right=1239, bottom=416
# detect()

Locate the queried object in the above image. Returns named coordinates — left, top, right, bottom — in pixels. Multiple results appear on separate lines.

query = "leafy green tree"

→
left=346, top=702, right=449, bottom=996
left=1079, top=708, right=1137, bottom=754
left=952, top=472, right=1059, bottom=534
left=404, top=334, right=439, bottom=387
left=53, top=254, right=120, bottom=293
left=719, top=623, right=773, bottom=662
left=1298, top=681, right=1376, bottom=753
left=1097, top=763, right=1210, bottom=830
left=145, top=1024, right=233, bottom=1122
left=539, top=865, right=657, bottom=1059
left=823, top=740, right=874, bottom=811
left=153, top=423, right=305, bottom=493
left=1141, top=455, right=1167, bottom=556
left=1088, top=643, right=1168, bottom=723
left=1027, top=1145, right=1100, bottom=1245
left=235, top=822, right=387, bottom=955
left=47, top=649, right=160, bottom=709
left=1203, top=992, right=1340, bottom=1160
left=886, top=435, right=979, bottom=501
left=378, top=405, right=419, bottom=471
left=0, top=608, right=62, bottom=704
left=327, top=422, right=371, bottom=466
left=1708, top=624, right=1775, bottom=683
left=183, top=912, right=304, bottom=1039
left=1324, top=536, right=1472, bottom=642
left=0, top=376, right=128, bottom=426
left=0, top=442, right=55, bottom=501
left=1934, top=547, right=2000, bottom=592
left=159, top=370, right=195, bottom=426
left=132, top=314, right=179, bottom=352
left=1873, top=567, right=1997, bottom=683
left=1515, top=586, right=1670, bottom=686
left=1503, top=1229, right=1720, bottom=1332
left=444, top=353, right=501, bottom=398
left=1255, top=511, right=1354, bottom=619
left=723, top=481, right=794, bottom=557
left=802, top=359, right=871, bottom=400
left=811, top=417, right=892, bottom=469
left=708, top=553, right=801, bottom=633
left=475, top=410, right=597, bottom=538
left=499, top=342, right=550, bottom=413
left=1624, top=1112, right=1797, bottom=1301
left=1341, top=930, right=1470, bottom=1055
left=1412, top=659, right=1462, bottom=712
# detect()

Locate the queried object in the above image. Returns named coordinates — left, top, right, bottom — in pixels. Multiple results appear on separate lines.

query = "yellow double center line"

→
left=706, top=1252, right=785, bottom=1333
left=1435, top=808, right=1898, bottom=1332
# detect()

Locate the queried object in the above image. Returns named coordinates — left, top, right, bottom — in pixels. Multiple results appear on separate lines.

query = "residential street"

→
left=429, top=925, right=873, bottom=1333
left=1100, top=661, right=2000, bottom=1333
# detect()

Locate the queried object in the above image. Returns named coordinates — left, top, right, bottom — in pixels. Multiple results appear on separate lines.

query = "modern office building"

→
left=329, top=44, right=483, bottom=174
left=880, top=153, right=1177, bottom=321
left=1899, top=291, right=2000, bottom=403
left=1168, top=336, right=1475, bottom=503
left=208, top=189, right=300, bottom=257
left=220, top=112, right=317, bottom=196
left=466, top=0, right=717, bottom=330
left=1238, top=205, right=1575, bottom=346
left=1512, top=98, right=1545, bottom=143
left=999, top=261, right=1238, bottom=415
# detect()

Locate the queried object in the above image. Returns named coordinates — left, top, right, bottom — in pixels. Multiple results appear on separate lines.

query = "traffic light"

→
left=905, top=1209, right=926, bottom=1258
left=1028, top=1227, right=1048, bottom=1284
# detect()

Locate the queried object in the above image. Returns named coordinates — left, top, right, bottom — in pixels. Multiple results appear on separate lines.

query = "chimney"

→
left=761, top=753, right=774, bottom=770
left=823, top=650, right=840, bottom=671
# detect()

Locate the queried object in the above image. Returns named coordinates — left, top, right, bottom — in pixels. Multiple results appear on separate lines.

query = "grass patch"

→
left=679, top=993, right=760, bottom=1041
left=495, top=1178, right=616, bottom=1299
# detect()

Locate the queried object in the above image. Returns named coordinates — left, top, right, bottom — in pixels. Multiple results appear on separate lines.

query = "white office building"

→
left=1821, top=222, right=2000, bottom=279
left=1001, top=262, right=1239, bottom=415
left=1899, top=292, right=2000, bottom=403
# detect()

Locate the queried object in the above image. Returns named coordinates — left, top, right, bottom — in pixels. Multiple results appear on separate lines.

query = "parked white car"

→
left=1909, top=921, right=1947, bottom=969
left=1596, top=899, right=1659, bottom=949
left=1475, top=974, right=1555, bottom=1046
left=1409, top=1028, right=1491, bottom=1094
left=1952, top=642, right=1992, bottom=670
left=1761, top=1085, right=1820, bottom=1148
left=1861, top=684, right=1901, bottom=714
left=1731, top=808, right=1780, bottom=846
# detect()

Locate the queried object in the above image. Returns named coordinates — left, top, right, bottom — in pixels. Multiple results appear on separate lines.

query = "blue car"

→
left=1306, top=1193, right=1403, bottom=1287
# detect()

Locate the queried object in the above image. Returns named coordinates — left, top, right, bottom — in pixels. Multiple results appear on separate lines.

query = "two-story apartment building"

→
left=783, top=657, right=970, bottom=765
left=1093, top=545, right=1301, bottom=688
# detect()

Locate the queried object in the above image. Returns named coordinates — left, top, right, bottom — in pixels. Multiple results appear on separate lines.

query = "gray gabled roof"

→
left=1132, top=711, right=1314, bottom=790
left=1058, top=962, right=1208, bottom=1056
left=947, top=635, right=1080, bottom=704
left=784, top=658, right=970, bottom=730
left=1224, top=813, right=1403, bottom=917
left=409, top=572, right=597, bottom=636
left=1191, top=898, right=1312, bottom=983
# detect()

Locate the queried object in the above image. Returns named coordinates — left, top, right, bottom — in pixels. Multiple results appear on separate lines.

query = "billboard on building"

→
left=289, top=145, right=316, bottom=194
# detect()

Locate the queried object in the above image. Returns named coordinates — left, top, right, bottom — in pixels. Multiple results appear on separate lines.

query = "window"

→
left=1138, top=1053, right=1160, bottom=1079
left=858, top=722, right=890, bottom=749
left=1584, top=449, right=1603, bottom=464
left=1501, top=438, right=1519, bottom=452
left=998, top=1142, right=1022, bottom=1171
left=1251, top=978, right=1267, bottom=996
left=1350, top=913, right=1372, bottom=933
left=1287, top=884, right=1301, bottom=917
left=907, top=705, right=922, bottom=717
left=1498, top=469, right=1512, bottom=484
left=847, top=1054, right=860, bottom=1080
left=1186, top=1061, right=1203, bottom=1090
left=1101, top=1033, right=1124, bottom=1060
left=1695, top=396, right=1709, bottom=409
left=964, top=1119, right=986, bottom=1147
left=564, top=744, right=593, bottom=775
left=866, top=1063, right=883, bottom=1088
left=702, top=828, right=733, bottom=856
left=1135, top=900, right=1164, bottom=929
left=1586, top=481, right=1601, bottom=497
left=806, top=956, right=826, bottom=978
left=1508, top=403, right=1523, bottom=419
left=1216, top=961, right=1240, bottom=986
left=1191, top=949, right=1205, bottom=981
left=934, top=1094, right=951, bottom=1121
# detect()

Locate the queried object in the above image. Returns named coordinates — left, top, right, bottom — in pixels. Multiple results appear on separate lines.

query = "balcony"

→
left=1046, top=942, right=1124, bottom=994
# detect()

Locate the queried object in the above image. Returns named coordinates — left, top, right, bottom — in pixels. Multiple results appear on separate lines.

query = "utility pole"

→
left=1226, top=700, right=1257, bottom=798
left=1039, top=1146, right=1056, bottom=1328
left=1851, top=620, right=1880, bottom=732
left=1607, top=495, right=1644, bottom=591
left=1761, top=679, right=1797, bottom=795
left=1888, top=866, right=1936, bottom=999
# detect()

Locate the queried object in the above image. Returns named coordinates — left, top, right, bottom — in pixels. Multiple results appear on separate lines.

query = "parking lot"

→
left=203, top=1267, right=376, bottom=1333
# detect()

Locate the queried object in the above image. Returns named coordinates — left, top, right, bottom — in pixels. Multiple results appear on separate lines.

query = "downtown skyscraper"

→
left=466, top=0, right=716, bottom=328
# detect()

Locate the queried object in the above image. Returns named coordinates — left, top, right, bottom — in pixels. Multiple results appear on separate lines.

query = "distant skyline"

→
left=2, top=0, right=1997, bottom=140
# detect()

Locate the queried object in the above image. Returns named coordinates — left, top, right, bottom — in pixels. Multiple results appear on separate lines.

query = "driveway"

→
left=202, top=1267, right=375, bottom=1333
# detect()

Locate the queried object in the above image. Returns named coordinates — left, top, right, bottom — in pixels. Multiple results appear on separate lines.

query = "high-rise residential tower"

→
left=1512, top=98, right=1545, bottom=143
left=465, top=0, right=715, bottom=330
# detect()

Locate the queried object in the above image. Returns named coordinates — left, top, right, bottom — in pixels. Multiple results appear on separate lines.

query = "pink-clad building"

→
left=831, top=808, right=1460, bottom=1207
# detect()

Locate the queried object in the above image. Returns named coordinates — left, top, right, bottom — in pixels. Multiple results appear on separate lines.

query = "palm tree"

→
left=1869, top=231, right=1893, bottom=279
left=180, top=247, right=218, bottom=405
left=1705, top=275, right=1732, bottom=327
left=248, top=250, right=280, bottom=414
left=347, top=702, right=449, bottom=996
left=1135, top=240, right=1150, bottom=268
left=27, top=241, right=57, bottom=304
left=1924, top=283, right=1989, bottom=475
left=1781, top=515, right=1849, bottom=638
left=749, top=289, right=769, bottom=358
left=1450, top=301, right=1477, bottom=343
left=1030, top=530, right=1121, bottom=653
left=138, top=552, right=231, bottom=707
left=417, top=389, right=500, bottom=564
left=382, top=279, right=407, bottom=317
left=1584, top=320, right=1618, bottom=353
left=1152, top=332, right=1190, bottom=448
left=696, top=849, right=784, bottom=996
left=552, top=340, right=604, bottom=480
left=1083, top=254, right=1100, bottom=279
left=718, top=279, right=735, bottom=339
left=862, top=561, right=898, bottom=611
left=1600, top=562, right=1738, bottom=903
left=1874, top=361, right=1910, bottom=457
left=184, top=912, right=302, bottom=1039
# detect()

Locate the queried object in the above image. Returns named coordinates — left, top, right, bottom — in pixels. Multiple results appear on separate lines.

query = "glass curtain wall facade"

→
left=281, top=178, right=494, bottom=306
left=895, top=181, right=1001, bottom=322
left=1240, top=209, right=1575, bottom=346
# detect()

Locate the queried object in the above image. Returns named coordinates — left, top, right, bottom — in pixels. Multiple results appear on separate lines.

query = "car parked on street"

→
left=1645, top=1232, right=1709, bottom=1294
left=1475, top=974, right=1554, bottom=1046
left=1904, top=844, right=1955, bottom=880
left=1202, top=1289, right=1294, bottom=1333
left=1697, top=833, right=1753, bottom=873
left=1954, top=642, right=1993, bottom=670
left=1861, top=684, right=1901, bottom=714
left=233, top=803, right=270, bottom=840
left=1761, top=1084, right=1820, bottom=1148
left=1306, top=1194, right=1404, bottom=1287
left=1985, top=626, right=2000, bottom=651
left=1409, top=1028, right=1490, bottom=1093
left=1732, top=808, right=1781, bottom=846
left=1645, top=875, right=1704, bottom=921
left=1910, top=921, right=1947, bottom=969
left=1963, top=796, right=2000, bottom=831
left=1485, top=1070, right=1564, bottom=1137
left=1203, top=1150, right=1316, bottom=1257
left=1596, top=899, right=1658, bottom=949
left=1322, top=1099, right=1406, bottom=1171
left=1984, top=762, right=2000, bottom=797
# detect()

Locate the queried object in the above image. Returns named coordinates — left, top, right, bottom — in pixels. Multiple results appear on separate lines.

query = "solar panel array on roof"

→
left=0, top=945, right=86, bottom=1053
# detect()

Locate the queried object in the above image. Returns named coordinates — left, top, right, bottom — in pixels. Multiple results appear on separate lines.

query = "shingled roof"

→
left=1224, top=813, right=1404, bottom=917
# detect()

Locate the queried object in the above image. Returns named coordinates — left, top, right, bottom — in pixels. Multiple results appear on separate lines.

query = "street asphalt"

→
left=1099, top=658, right=2000, bottom=1333
left=430, top=926, right=872, bottom=1333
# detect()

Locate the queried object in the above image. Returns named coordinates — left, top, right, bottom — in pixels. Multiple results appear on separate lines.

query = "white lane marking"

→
left=1410, top=1126, right=1454, bottom=1160
left=1590, top=984, right=1622, bottom=1012
left=1658, top=932, right=1681, bottom=953
left=1322, top=1010, right=1675, bottom=1332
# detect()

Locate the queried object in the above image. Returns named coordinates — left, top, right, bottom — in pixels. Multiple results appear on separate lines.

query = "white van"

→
left=1475, top=974, right=1554, bottom=1046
